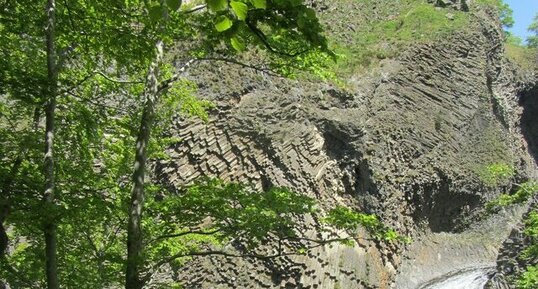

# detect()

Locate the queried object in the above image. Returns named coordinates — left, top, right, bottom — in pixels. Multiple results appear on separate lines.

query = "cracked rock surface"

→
left=153, top=2, right=538, bottom=288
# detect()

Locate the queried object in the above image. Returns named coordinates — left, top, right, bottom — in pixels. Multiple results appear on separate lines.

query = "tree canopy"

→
left=0, top=1, right=400, bottom=289
left=527, top=13, right=538, bottom=48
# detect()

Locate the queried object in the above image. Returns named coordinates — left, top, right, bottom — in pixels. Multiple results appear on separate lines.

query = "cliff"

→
left=154, top=1, right=538, bottom=288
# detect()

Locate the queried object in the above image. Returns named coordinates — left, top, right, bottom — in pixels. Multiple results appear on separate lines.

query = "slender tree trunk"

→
left=125, top=40, right=164, bottom=289
left=44, top=0, right=59, bottom=288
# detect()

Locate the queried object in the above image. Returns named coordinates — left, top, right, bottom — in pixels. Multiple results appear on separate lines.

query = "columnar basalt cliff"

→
left=153, top=1, right=538, bottom=288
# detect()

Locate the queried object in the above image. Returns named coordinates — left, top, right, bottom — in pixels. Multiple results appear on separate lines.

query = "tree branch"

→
left=0, top=256, right=38, bottom=288
left=148, top=228, right=222, bottom=245
left=156, top=59, right=196, bottom=94
left=57, top=70, right=143, bottom=98
left=94, top=71, right=144, bottom=84
left=157, top=56, right=284, bottom=95
left=56, top=72, right=96, bottom=96
left=65, top=91, right=130, bottom=113
left=286, top=236, right=359, bottom=244
left=142, top=248, right=304, bottom=283
left=141, top=235, right=359, bottom=284
left=183, top=4, right=206, bottom=14
left=245, top=18, right=309, bottom=57
left=195, top=57, right=282, bottom=76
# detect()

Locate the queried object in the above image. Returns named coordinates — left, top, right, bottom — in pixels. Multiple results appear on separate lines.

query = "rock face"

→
left=484, top=199, right=538, bottom=289
left=428, top=0, right=469, bottom=11
left=155, top=2, right=537, bottom=288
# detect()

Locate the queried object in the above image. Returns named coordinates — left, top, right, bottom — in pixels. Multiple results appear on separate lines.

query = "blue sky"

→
left=504, top=0, right=538, bottom=41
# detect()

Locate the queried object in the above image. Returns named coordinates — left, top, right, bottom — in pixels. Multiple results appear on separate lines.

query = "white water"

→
left=419, top=268, right=492, bottom=289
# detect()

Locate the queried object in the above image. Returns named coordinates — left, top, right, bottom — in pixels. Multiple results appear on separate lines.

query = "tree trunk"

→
left=125, top=40, right=164, bottom=289
left=44, top=0, right=59, bottom=288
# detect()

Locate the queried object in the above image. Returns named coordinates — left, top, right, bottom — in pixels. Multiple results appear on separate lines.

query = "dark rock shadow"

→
left=410, top=174, right=482, bottom=233
left=520, top=85, right=538, bottom=164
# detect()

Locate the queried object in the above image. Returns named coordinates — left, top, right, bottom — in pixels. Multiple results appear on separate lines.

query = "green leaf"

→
left=206, top=0, right=228, bottom=11
left=215, top=16, right=233, bottom=32
left=230, top=1, right=248, bottom=20
left=231, top=36, right=246, bottom=51
left=149, top=5, right=163, bottom=22
left=291, top=0, right=302, bottom=6
left=166, top=0, right=182, bottom=11
left=250, top=0, right=266, bottom=9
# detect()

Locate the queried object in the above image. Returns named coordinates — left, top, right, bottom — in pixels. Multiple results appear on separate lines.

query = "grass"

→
left=505, top=44, right=538, bottom=71
left=327, top=1, right=470, bottom=76
left=477, top=162, right=515, bottom=187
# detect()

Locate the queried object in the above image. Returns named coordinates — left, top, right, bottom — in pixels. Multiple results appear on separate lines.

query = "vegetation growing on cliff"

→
left=486, top=182, right=538, bottom=212
left=478, top=163, right=515, bottom=187
left=485, top=178, right=538, bottom=288
left=516, top=211, right=538, bottom=289
left=329, top=0, right=470, bottom=76
left=507, top=12, right=538, bottom=71
left=326, top=0, right=537, bottom=77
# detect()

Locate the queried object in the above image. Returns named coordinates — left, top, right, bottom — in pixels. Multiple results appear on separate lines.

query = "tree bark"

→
left=44, top=0, right=59, bottom=288
left=125, top=40, right=164, bottom=289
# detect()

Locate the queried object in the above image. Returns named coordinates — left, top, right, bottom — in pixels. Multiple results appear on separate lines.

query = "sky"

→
left=504, top=0, right=538, bottom=41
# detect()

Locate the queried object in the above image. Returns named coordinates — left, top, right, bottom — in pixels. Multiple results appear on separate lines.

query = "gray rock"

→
left=152, top=1, right=537, bottom=288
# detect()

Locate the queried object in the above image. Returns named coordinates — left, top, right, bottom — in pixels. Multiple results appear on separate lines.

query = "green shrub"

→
left=478, top=163, right=515, bottom=187
left=518, top=265, right=538, bottom=289
left=517, top=212, right=538, bottom=288
left=486, top=182, right=538, bottom=212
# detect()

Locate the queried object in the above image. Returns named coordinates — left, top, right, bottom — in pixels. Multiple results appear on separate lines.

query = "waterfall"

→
left=418, top=267, right=494, bottom=289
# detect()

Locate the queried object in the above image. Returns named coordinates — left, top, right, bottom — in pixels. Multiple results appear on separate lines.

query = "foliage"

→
left=324, top=207, right=402, bottom=242
left=0, top=0, right=401, bottom=288
left=486, top=180, right=538, bottom=288
left=527, top=14, right=538, bottom=48
left=475, top=0, right=514, bottom=29
left=2, top=174, right=400, bottom=288
left=516, top=211, right=538, bottom=288
left=521, top=211, right=538, bottom=259
left=518, top=265, right=538, bottom=289
left=145, top=179, right=401, bottom=259
left=506, top=33, right=524, bottom=46
left=486, top=182, right=538, bottom=213
left=478, top=163, right=515, bottom=187
left=148, top=180, right=318, bottom=249
left=501, top=11, right=538, bottom=70
left=1, top=87, right=137, bottom=287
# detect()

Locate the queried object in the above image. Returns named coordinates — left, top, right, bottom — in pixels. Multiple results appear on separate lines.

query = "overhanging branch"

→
left=183, top=4, right=206, bottom=14
left=195, top=57, right=282, bottom=76
left=95, top=71, right=144, bottom=84
left=148, top=228, right=222, bottom=245
left=57, top=70, right=143, bottom=97
left=157, top=56, right=284, bottom=95
left=245, top=18, right=309, bottom=57
left=142, top=235, right=360, bottom=284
